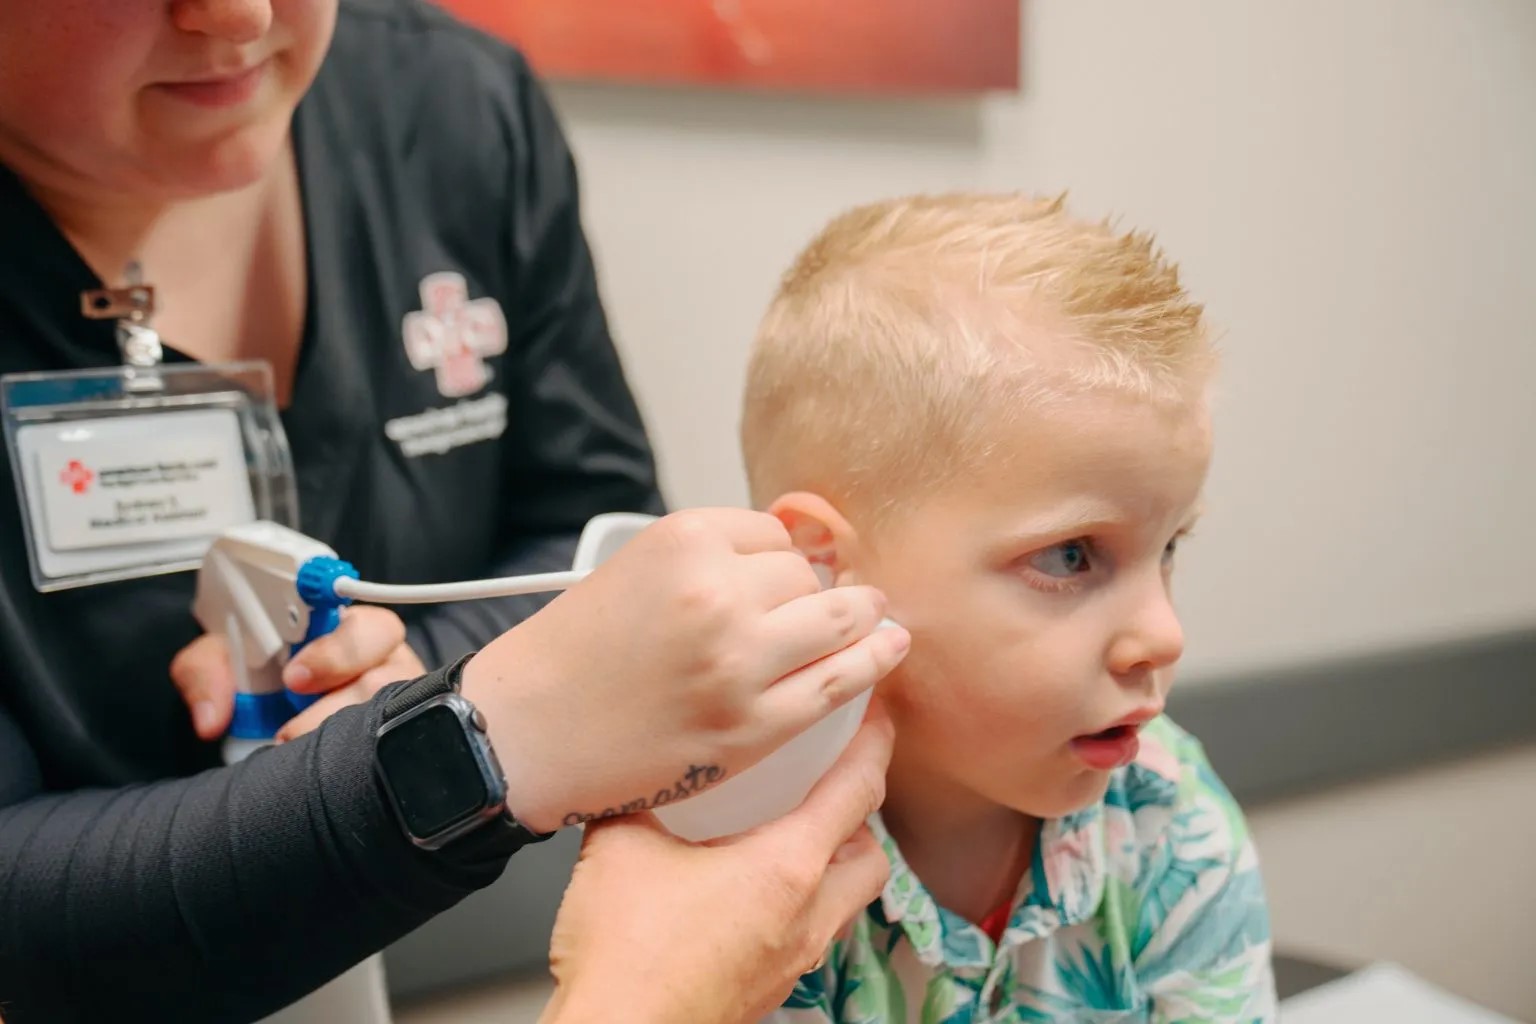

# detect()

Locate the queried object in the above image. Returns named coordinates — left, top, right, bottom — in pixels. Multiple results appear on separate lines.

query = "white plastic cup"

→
left=653, top=686, right=874, bottom=841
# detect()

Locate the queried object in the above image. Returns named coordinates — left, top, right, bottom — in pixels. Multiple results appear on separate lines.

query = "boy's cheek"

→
left=878, top=661, right=969, bottom=749
left=882, top=661, right=1013, bottom=740
left=876, top=660, right=926, bottom=717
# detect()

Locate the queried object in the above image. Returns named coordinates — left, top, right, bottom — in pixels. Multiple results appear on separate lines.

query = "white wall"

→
left=1248, top=741, right=1536, bottom=1020
left=548, top=0, right=1536, bottom=680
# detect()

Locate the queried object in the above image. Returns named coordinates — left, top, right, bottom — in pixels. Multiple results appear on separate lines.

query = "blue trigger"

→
left=286, top=555, right=360, bottom=713
left=295, top=604, right=343, bottom=650
left=285, top=607, right=343, bottom=712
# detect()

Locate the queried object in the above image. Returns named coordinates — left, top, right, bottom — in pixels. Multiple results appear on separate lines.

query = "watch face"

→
left=377, top=704, right=490, bottom=839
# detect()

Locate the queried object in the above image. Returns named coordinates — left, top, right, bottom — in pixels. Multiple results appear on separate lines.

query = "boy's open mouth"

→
left=1082, top=724, right=1136, bottom=742
left=1070, top=724, right=1142, bottom=770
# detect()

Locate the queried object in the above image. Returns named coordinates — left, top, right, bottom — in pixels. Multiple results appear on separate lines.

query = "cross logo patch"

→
left=402, top=272, right=509, bottom=398
left=59, top=459, right=94, bottom=495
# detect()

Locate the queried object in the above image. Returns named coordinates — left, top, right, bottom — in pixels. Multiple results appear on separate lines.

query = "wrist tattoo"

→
left=562, top=763, right=726, bottom=827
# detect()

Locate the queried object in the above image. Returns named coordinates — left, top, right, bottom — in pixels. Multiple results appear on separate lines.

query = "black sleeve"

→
left=403, top=56, right=665, bottom=667
left=0, top=672, right=517, bottom=1024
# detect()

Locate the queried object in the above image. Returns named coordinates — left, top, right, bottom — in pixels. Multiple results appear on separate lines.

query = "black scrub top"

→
left=0, top=1, right=664, bottom=1019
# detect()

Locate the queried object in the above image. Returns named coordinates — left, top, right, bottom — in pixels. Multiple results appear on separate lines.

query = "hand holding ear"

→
left=459, top=507, right=909, bottom=834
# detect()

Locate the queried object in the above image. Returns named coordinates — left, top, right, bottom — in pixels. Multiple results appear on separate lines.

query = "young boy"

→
left=743, top=194, right=1276, bottom=1023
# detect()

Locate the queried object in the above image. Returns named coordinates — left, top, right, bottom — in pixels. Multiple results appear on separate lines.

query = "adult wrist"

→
left=373, top=656, right=552, bottom=852
left=457, top=643, right=565, bottom=834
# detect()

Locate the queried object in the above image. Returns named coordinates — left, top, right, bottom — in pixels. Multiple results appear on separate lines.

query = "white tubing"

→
left=333, top=569, right=589, bottom=605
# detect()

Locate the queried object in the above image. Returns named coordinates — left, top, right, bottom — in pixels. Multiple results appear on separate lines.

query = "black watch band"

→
left=378, top=655, right=553, bottom=855
left=381, top=656, right=461, bottom=720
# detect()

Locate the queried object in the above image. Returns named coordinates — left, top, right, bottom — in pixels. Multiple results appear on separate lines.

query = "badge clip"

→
left=80, top=261, right=164, bottom=388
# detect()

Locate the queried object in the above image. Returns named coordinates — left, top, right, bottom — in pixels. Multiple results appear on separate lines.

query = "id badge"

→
left=1, top=361, right=298, bottom=592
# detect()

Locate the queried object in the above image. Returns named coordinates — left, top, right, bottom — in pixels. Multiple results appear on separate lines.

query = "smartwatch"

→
left=374, top=655, right=550, bottom=852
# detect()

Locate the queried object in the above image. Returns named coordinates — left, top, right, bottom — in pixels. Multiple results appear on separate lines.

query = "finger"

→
left=354, top=648, right=428, bottom=693
left=752, top=585, right=889, bottom=683
left=282, top=606, right=407, bottom=693
left=282, top=649, right=421, bottom=740
left=660, top=507, right=793, bottom=556
left=578, top=810, right=678, bottom=857
left=757, top=705, right=895, bottom=859
left=169, top=634, right=237, bottom=740
left=753, top=619, right=909, bottom=739
left=274, top=680, right=369, bottom=742
left=743, top=550, right=824, bottom=610
left=805, top=825, right=888, bottom=943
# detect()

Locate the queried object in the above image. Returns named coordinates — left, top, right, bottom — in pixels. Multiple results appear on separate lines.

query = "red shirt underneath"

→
left=978, top=899, right=1013, bottom=944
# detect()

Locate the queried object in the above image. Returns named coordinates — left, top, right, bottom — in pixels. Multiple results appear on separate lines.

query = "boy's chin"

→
left=1011, top=771, right=1114, bottom=820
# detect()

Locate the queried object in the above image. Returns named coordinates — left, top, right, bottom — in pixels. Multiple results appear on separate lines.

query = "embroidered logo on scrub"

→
left=388, top=272, right=511, bottom=458
left=402, top=272, right=508, bottom=399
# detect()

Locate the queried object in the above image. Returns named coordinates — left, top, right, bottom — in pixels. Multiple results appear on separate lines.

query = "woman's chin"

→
left=177, top=142, right=284, bottom=196
left=132, top=120, right=291, bottom=200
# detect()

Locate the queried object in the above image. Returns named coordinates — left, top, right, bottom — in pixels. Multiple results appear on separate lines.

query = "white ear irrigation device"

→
left=193, top=512, right=892, bottom=841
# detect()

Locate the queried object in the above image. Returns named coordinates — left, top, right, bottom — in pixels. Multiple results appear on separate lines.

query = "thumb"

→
left=169, top=634, right=237, bottom=740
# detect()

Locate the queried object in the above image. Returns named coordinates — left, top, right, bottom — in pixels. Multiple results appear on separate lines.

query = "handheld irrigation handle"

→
left=191, top=521, right=357, bottom=761
left=190, top=514, right=655, bottom=759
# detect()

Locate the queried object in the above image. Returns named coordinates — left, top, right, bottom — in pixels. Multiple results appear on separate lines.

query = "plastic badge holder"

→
left=570, top=511, right=877, bottom=843
left=0, top=362, right=297, bottom=592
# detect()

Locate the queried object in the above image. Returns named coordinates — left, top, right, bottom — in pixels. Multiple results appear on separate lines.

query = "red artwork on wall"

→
left=433, top=0, right=1020, bottom=95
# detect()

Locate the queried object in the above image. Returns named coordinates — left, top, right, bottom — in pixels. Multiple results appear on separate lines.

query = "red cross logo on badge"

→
left=60, top=459, right=94, bottom=495
left=402, top=272, right=509, bottom=398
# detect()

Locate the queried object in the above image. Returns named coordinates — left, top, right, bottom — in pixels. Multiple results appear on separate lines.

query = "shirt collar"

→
left=870, top=802, right=1108, bottom=970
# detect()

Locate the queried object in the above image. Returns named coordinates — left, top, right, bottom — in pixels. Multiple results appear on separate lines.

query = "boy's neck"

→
left=882, top=757, right=1040, bottom=927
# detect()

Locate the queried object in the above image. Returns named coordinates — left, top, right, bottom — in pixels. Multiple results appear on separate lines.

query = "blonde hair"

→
left=740, top=192, right=1215, bottom=521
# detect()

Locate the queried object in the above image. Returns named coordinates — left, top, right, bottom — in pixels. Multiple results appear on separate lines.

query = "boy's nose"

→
left=171, top=0, right=273, bottom=43
left=1106, top=582, right=1185, bottom=679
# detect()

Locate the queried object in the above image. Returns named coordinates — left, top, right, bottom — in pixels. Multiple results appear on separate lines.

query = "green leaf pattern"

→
left=764, top=718, right=1276, bottom=1023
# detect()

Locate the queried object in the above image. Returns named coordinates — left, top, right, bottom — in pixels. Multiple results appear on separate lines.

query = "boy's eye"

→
left=1030, top=540, right=1093, bottom=578
left=1164, top=529, right=1192, bottom=566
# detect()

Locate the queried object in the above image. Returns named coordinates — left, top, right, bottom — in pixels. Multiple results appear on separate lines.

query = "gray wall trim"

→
left=1168, top=627, right=1536, bottom=806
left=388, top=627, right=1536, bottom=999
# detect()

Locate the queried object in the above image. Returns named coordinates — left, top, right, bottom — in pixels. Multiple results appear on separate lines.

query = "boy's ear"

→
left=767, top=492, right=861, bottom=586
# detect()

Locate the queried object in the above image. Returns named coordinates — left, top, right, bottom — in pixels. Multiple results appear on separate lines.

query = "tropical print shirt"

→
left=766, top=718, right=1276, bottom=1023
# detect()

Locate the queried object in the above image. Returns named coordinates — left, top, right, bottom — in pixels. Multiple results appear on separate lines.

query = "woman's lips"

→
left=154, top=61, right=269, bottom=109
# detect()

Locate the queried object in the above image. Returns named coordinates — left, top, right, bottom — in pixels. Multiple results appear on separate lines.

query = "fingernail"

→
left=282, top=662, right=312, bottom=689
left=890, top=628, right=911, bottom=653
left=193, top=700, right=219, bottom=737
